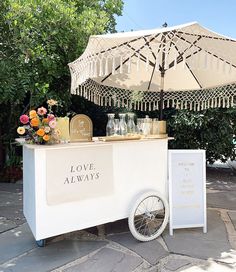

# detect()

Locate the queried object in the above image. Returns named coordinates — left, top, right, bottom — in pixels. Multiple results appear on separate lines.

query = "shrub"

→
left=167, top=108, right=236, bottom=164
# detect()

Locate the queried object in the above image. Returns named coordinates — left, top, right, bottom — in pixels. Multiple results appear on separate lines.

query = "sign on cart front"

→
left=46, top=145, right=113, bottom=205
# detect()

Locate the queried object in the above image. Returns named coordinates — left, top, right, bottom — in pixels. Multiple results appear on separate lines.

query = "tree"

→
left=0, top=0, right=124, bottom=172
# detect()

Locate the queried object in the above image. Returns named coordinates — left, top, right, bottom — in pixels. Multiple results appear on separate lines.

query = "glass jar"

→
left=114, top=118, right=120, bottom=135
left=106, top=113, right=115, bottom=136
left=127, top=113, right=136, bottom=134
left=152, top=118, right=159, bottom=135
left=142, top=115, right=152, bottom=136
left=118, top=113, right=127, bottom=136
left=136, top=118, right=144, bottom=134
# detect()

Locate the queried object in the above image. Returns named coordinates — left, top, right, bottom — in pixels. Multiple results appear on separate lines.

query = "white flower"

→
left=44, top=126, right=51, bottom=133
left=17, top=126, right=25, bottom=135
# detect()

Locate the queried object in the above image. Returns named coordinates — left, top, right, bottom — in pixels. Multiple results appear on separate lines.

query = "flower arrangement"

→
left=17, top=99, right=60, bottom=145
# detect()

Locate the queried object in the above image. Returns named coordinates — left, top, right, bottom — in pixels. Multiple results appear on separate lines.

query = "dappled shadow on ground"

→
left=162, top=210, right=234, bottom=259
left=206, top=167, right=236, bottom=210
left=206, top=167, right=236, bottom=191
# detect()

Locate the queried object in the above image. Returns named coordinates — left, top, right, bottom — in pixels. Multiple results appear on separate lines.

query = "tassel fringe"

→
left=76, top=79, right=236, bottom=111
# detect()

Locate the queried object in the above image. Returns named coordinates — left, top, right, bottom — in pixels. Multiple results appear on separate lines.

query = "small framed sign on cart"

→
left=168, top=150, right=207, bottom=235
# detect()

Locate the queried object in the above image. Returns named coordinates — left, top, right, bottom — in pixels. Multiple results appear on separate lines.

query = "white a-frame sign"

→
left=168, top=150, right=207, bottom=235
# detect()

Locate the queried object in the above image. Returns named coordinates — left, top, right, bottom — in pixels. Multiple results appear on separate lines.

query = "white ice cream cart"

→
left=23, top=138, right=169, bottom=246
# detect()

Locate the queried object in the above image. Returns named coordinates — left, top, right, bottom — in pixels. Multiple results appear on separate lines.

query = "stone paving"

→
left=0, top=168, right=235, bottom=272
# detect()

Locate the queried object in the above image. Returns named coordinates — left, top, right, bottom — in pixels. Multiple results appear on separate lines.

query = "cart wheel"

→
left=36, top=239, right=46, bottom=247
left=128, top=191, right=169, bottom=242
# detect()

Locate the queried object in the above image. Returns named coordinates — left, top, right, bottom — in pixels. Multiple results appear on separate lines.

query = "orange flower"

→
left=29, top=110, right=37, bottom=119
left=42, top=118, right=49, bottom=124
left=30, top=118, right=39, bottom=127
left=36, top=129, right=45, bottom=137
left=43, top=134, right=50, bottom=141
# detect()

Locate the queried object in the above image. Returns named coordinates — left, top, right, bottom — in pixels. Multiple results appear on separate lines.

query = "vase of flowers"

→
left=17, top=99, right=60, bottom=145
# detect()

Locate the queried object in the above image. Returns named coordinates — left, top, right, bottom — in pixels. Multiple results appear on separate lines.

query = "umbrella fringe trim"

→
left=76, top=79, right=236, bottom=111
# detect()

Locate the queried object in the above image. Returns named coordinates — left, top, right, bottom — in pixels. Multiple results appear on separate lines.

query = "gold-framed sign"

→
left=70, top=114, right=93, bottom=142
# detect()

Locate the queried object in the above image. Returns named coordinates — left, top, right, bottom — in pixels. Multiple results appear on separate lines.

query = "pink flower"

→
left=20, top=114, right=29, bottom=124
left=37, top=107, right=47, bottom=115
left=47, top=114, right=55, bottom=121
left=49, top=120, right=57, bottom=128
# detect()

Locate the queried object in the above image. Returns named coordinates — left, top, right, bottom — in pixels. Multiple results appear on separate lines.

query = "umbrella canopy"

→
left=68, top=22, right=236, bottom=112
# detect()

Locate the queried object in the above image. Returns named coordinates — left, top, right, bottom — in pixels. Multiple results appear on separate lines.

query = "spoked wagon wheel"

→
left=128, top=191, right=169, bottom=242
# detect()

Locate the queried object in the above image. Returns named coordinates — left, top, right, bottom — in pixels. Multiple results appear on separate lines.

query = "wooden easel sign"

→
left=168, top=150, right=207, bottom=235
left=70, top=114, right=93, bottom=142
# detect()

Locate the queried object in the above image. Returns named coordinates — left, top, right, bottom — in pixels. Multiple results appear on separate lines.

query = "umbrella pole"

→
left=159, top=71, right=165, bottom=120
left=159, top=30, right=166, bottom=121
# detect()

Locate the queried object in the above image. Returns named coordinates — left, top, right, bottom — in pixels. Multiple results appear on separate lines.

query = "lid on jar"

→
left=118, top=113, right=126, bottom=117
left=127, top=112, right=135, bottom=116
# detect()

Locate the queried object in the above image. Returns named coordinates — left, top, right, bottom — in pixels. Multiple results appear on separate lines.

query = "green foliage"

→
left=5, top=142, right=22, bottom=167
left=1, top=0, right=123, bottom=106
left=0, top=0, right=124, bottom=171
left=167, top=108, right=236, bottom=164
